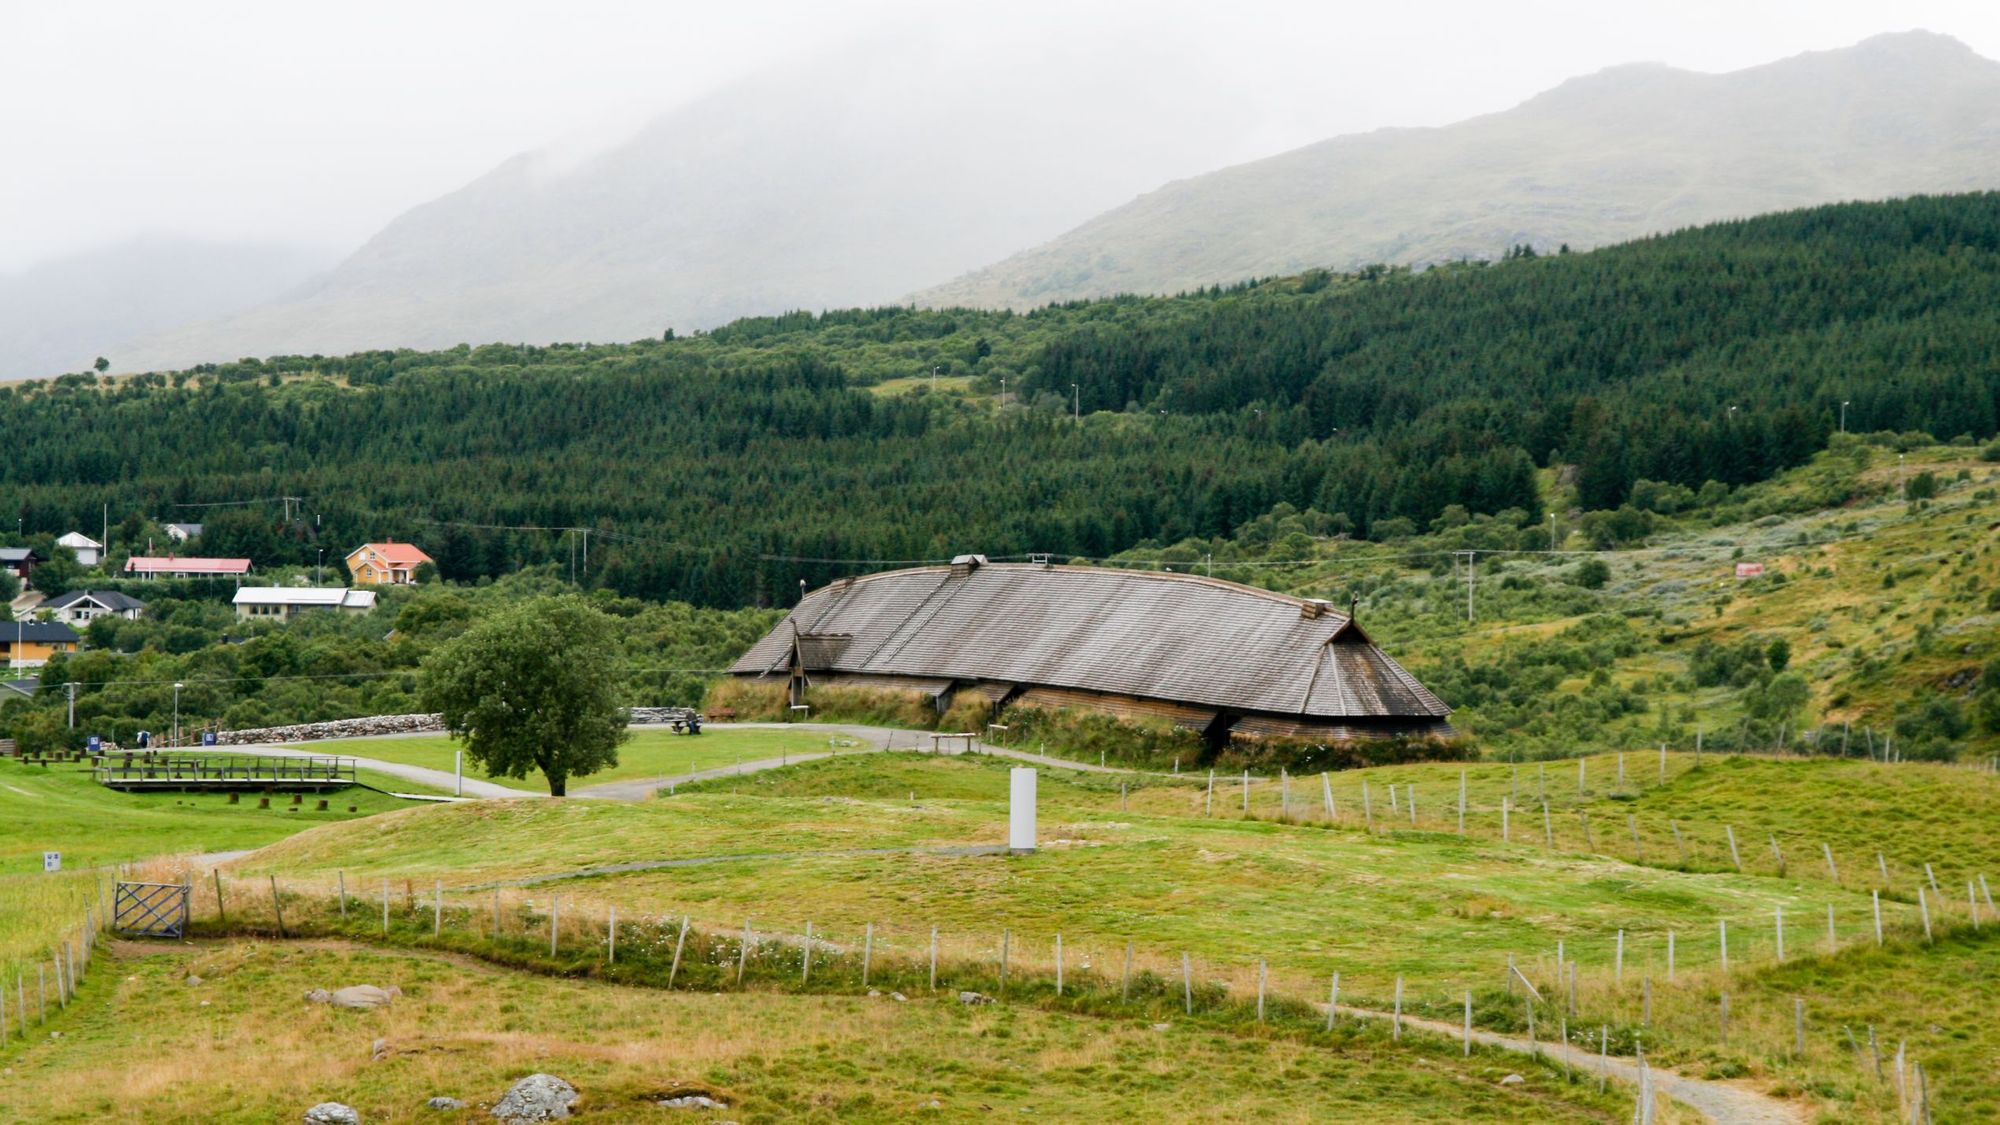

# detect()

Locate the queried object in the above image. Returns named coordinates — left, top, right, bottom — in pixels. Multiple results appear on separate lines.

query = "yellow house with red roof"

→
left=345, top=541, right=434, bottom=586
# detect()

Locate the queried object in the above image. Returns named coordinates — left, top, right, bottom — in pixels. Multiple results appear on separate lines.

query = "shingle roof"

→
left=233, top=587, right=376, bottom=609
left=43, top=590, right=146, bottom=612
left=348, top=542, right=433, bottom=568
left=124, top=557, right=252, bottom=575
left=5, top=621, right=79, bottom=643
left=731, top=563, right=1449, bottom=720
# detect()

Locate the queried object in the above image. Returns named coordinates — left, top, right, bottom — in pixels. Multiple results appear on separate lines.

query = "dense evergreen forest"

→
left=8, top=193, right=2000, bottom=606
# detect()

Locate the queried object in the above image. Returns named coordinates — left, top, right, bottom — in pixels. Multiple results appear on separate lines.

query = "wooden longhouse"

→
left=730, top=556, right=1452, bottom=745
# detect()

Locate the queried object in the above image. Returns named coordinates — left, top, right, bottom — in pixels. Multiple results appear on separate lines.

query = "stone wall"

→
left=217, top=706, right=698, bottom=745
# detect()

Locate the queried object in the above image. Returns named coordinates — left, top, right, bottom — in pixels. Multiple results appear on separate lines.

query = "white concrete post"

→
left=1009, top=768, right=1037, bottom=853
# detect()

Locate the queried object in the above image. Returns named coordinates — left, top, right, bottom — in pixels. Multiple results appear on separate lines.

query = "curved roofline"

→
left=810, top=561, right=1349, bottom=619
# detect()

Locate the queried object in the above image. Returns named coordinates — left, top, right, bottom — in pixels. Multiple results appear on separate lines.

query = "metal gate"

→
left=113, top=881, right=191, bottom=938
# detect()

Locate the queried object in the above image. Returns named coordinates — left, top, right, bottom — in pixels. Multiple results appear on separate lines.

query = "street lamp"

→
left=1840, top=400, right=1850, bottom=433
left=930, top=365, right=939, bottom=393
left=172, top=681, right=184, bottom=748
left=317, top=547, right=325, bottom=585
left=1549, top=512, right=1557, bottom=552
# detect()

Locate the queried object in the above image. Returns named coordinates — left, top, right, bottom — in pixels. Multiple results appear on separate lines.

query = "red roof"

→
left=349, top=541, right=433, bottom=568
left=124, top=557, right=253, bottom=575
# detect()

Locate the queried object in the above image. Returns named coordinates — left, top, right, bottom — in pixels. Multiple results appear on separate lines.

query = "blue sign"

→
left=201, top=731, right=217, bottom=746
left=86, top=735, right=101, bottom=752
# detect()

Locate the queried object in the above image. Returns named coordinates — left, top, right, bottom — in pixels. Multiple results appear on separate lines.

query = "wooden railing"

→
left=92, top=754, right=357, bottom=790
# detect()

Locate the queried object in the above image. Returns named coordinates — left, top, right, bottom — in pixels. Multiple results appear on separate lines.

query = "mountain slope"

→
left=915, top=31, right=2000, bottom=308
left=113, top=43, right=1249, bottom=373
left=0, top=239, right=330, bottom=380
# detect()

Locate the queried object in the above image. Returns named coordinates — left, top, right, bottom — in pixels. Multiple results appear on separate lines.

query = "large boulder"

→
left=304, top=1104, right=361, bottom=1125
left=492, top=1074, right=578, bottom=1122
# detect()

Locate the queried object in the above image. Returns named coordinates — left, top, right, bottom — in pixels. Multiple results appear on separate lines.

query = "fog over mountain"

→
left=916, top=32, right=2000, bottom=309
left=0, top=240, right=332, bottom=380
left=111, top=38, right=1255, bottom=373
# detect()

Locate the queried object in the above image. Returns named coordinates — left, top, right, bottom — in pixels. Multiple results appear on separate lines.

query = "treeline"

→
left=1, top=568, right=777, bottom=749
left=2, top=194, right=1998, bottom=605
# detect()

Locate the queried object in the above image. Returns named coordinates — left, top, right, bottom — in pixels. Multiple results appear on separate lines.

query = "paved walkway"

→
left=569, top=722, right=1140, bottom=799
left=243, top=743, right=536, bottom=800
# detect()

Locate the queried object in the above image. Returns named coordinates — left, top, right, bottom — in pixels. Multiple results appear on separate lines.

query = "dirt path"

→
left=1375, top=1006, right=1804, bottom=1125
left=569, top=722, right=1145, bottom=799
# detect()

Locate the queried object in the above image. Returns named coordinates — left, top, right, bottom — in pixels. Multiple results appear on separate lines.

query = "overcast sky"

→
left=5, top=0, right=1999, bottom=272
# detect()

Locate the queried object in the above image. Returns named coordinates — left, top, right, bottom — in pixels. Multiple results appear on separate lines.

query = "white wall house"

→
left=232, top=586, right=377, bottom=622
left=40, top=590, right=145, bottom=625
left=55, top=532, right=101, bottom=567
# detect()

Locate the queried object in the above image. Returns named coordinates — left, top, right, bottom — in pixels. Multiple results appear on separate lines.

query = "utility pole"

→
left=1840, top=400, right=1849, bottom=433
left=1899, top=453, right=1907, bottom=501
left=65, top=682, right=76, bottom=729
left=1071, top=383, right=1080, bottom=423
left=172, top=682, right=184, bottom=749
left=930, top=365, right=939, bottom=393
left=1456, top=550, right=1477, bottom=624
left=1549, top=513, right=1557, bottom=552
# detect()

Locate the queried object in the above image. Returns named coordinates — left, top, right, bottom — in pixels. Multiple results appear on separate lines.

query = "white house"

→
left=40, top=590, right=145, bottom=625
left=232, top=586, right=377, bottom=622
left=55, top=532, right=102, bottom=567
left=164, top=522, right=203, bottom=543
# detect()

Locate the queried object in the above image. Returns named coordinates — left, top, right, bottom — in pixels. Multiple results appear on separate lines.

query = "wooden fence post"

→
left=607, top=905, right=616, bottom=963
left=1121, top=941, right=1133, bottom=1001
left=1054, top=933, right=1064, bottom=996
left=1502, top=797, right=1510, bottom=842
left=668, top=916, right=690, bottom=988
left=1794, top=997, right=1805, bottom=1057
left=1256, top=960, right=1267, bottom=1022
left=736, top=918, right=752, bottom=985
left=1579, top=809, right=1594, bottom=851
left=863, top=922, right=875, bottom=987
left=1542, top=801, right=1552, bottom=849
left=1362, top=781, right=1373, bottom=829
left=552, top=896, right=563, bottom=957
left=1826, top=904, right=1837, bottom=953
left=1326, top=971, right=1339, bottom=1030
left=213, top=869, right=226, bottom=925
left=269, top=876, right=285, bottom=939
left=999, top=928, right=1009, bottom=997
left=1629, top=815, right=1643, bottom=861
left=1577, top=756, right=1585, bottom=797
left=930, top=928, right=940, bottom=992
left=1719, top=991, right=1729, bottom=1044
left=1205, top=770, right=1214, bottom=817
left=802, top=921, right=813, bottom=983
left=381, top=878, right=389, bottom=935
left=1719, top=919, right=1729, bottom=974
left=1924, top=863, right=1940, bottom=894
left=1181, top=952, right=1191, bottom=1014
left=1917, top=888, right=1932, bottom=942
left=1241, top=769, right=1249, bottom=814
left=1321, top=772, right=1334, bottom=819
left=1770, top=834, right=1786, bottom=876
left=1873, top=890, right=1884, bottom=945
left=1462, top=990, right=1472, bottom=1055
left=1666, top=930, right=1675, bottom=982
left=1725, top=826, right=1742, bottom=871
left=336, top=871, right=346, bottom=918
left=1775, top=907, right=1785, bottom=963
left=1615, top=929, right=1624, bottom=983
left=434, top=881, right=443, bottom=937
left=1822, top=843, right=1839, bottom=883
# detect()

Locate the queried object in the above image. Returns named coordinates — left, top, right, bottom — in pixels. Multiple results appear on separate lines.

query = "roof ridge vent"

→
left=949, top=553, right=988, bottom=578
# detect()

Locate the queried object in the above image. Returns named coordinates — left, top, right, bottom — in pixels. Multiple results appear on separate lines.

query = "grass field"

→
left=0, top=941, right=1640, bottom=1123
left=230, top=754, right=1908, bottom=994
left=0, top=758, right=419, bottom=872
left=286, top=727, right=855, bottom=793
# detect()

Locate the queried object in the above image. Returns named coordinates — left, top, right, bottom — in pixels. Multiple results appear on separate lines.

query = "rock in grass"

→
left=427, top=1097, right=466, bottom=1110
left=659, top=1094, right=727, bottom=1109
left=956, top=991, right=994, bottom=1005
left=305, top=985, right=401, bottom=1010
left=492, top=1074, right=579, bottom=1121
left=1499, top=1074, right=1525, bottom=1086
left=304, top=1104, right=361, bottom=1125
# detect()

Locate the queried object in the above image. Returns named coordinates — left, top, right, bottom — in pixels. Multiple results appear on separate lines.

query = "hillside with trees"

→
left=0, top=193, right=1996, bottom=613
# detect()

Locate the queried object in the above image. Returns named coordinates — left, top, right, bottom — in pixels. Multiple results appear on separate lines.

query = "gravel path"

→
left=239, top=743, right=536, bottom=799
left=1376, top=1006, right=1804, bottom=1125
